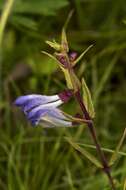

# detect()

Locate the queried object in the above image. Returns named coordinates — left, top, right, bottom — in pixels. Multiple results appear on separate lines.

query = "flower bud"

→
left=69, top=52, right=78, bottom=62
left=58, top=89, right=73, bottom=103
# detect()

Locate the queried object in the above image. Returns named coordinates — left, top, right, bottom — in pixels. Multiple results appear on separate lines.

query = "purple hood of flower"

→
left=14, top=94, right=72, bottom=128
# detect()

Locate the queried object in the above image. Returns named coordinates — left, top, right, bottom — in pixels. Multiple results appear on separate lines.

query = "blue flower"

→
left=14, top=94, right=72, bottom=127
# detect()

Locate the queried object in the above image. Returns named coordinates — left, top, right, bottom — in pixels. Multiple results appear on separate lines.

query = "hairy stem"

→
left=74, top=90, right=116, bottom=190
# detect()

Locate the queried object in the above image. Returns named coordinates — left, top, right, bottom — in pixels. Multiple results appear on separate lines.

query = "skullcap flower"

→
left=14, top=92, right=73, bottom=128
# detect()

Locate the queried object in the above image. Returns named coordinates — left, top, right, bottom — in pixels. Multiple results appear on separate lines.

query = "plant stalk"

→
left=74, top=90, right=116, bottom=190
left=55, top=34, right=115, bottom=189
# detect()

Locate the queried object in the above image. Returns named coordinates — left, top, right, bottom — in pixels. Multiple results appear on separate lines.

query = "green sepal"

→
left=46, top=40, right=61, bottom=51
left=82, top=78, right=95, bottom=118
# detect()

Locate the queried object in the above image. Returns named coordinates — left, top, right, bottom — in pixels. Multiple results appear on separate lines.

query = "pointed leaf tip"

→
left=73, top=45, right=93, bottom=66
left=46, top=40, right=61, bottom=51
left=61, top=28, right=69, bottom=52
left=63, top=10, right=74, bottom=30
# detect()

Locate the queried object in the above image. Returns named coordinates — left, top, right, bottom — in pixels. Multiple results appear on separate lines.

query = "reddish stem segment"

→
left=75, top=90, right=116, bottom=190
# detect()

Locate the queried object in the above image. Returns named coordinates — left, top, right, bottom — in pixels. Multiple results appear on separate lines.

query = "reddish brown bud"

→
left=58, top=89, right=73, bottom=103
left=69, top=52, right=78, bottom=62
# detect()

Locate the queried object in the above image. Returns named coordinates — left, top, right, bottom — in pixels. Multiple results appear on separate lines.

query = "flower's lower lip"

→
left=41, top=116, right=72, bottom=127
left=26, top=106, right=73, bottom=127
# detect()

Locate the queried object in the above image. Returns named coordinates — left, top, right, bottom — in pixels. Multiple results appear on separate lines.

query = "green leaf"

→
left=82, top=78, right=95, bottom=118
left=65, top=137, right=102, bottom=168
left=61, top=67, right=73, bottom=89
left=46, top=40, right=61, bottom=51
left=41, top=51, right=58, bottom=62
left=63, top=10, right=74, bottom=30
left=77, top=142, right=126, bottom=157
left=109, top=128, right=126, bottom=166
left=62, top=68, right=81, bottom=91
left=73, top=45, right=93, bottom=66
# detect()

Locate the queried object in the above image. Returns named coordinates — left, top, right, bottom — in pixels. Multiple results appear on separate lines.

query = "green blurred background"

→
left=0, top=0, right=126, bottom=189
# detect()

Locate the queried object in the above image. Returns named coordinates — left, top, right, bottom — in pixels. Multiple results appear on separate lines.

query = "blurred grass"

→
left=0, top=0, right=126, bottom=189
